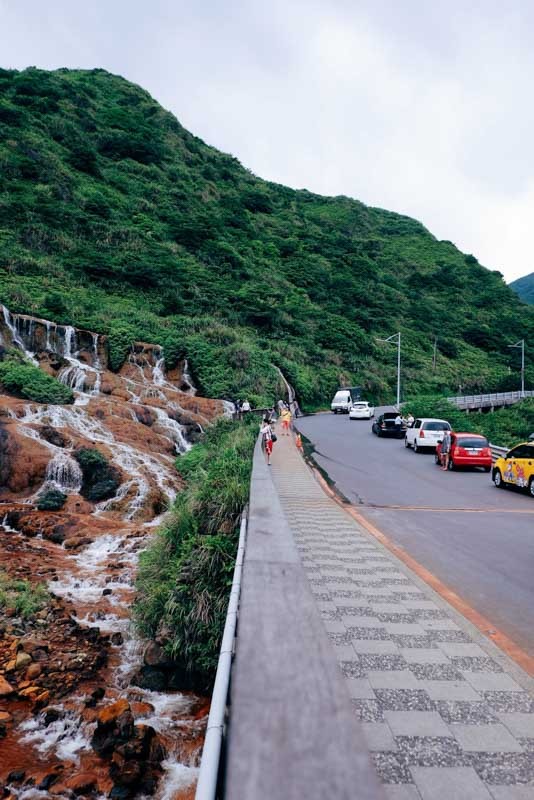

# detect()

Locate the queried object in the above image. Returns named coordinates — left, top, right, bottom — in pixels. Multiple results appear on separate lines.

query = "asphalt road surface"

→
left=296, top=408, right=534, bottom=658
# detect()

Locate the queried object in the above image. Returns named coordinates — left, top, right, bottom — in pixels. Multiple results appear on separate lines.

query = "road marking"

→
left=362, top=504, right=534, bottom=514
left=311, top=465, right=534, bottom=677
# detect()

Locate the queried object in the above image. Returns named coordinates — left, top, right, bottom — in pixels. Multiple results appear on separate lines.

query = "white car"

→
left=349, top=401, right=375, bottom=420
left=404, top=417, right=451, bottom=452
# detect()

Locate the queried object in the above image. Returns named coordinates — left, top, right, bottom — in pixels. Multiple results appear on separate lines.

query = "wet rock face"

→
left=0, top=305, right=218, bottom=796
left=0, top=425, right=49, bottom=497
left=91, top=700, right=166, bottom=797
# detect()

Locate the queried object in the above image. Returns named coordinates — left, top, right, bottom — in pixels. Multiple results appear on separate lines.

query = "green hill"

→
left=510, top=272, right=534, bottom=305
left=1, top=66, right=533, bottom=406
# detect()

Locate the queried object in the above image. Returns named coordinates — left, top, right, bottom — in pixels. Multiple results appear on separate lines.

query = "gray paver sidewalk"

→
left=269, top=432, right=534, bottom=800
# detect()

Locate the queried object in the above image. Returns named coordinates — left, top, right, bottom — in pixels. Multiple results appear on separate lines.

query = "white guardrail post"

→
left=195, top=510, right=248, bottom=800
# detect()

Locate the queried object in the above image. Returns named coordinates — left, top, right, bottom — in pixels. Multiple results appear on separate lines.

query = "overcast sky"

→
left=1, top=0, right=533, bottom=282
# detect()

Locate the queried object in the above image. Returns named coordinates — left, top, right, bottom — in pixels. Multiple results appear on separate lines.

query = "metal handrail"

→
left=447, top=390, right=534, bottom=408
left=195, top=509, right=248, bottom=800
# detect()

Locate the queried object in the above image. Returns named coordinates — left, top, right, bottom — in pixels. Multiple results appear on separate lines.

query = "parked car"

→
left=349, top=401, right=375, bottom=420
left=435, top=432, right=492, bottom=471
left=331, top=389, right=352, bottom=414
left=372, top=412, right=406, bottom=438
left=492, top=441, right=534, bottom=496
left=404, top=418, right=451, bottom=452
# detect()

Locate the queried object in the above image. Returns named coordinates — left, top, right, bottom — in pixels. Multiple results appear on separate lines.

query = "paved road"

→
left=296, top=409, right=534, bottom=657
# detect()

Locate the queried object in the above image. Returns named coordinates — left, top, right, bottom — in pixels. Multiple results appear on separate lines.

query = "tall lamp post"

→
left=377, top=332, right=401, bottom=408
left=507, top=339, right=525, bottom=397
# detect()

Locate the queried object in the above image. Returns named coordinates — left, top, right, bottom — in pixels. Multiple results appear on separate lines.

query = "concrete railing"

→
left=223, top=436, right=383, bottom=800
left=447, top=390, right=534, bottom=410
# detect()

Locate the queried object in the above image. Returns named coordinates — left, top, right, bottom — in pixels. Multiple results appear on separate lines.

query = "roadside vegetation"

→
left=403, top=395, right=534, bottom=448
left=134, top=416, right=257, bottom=689
left=1, top=67, right=534, bottom=408
left=0, top=350, right=74, bottom=404
left=0, top=570, right=50, bottom=619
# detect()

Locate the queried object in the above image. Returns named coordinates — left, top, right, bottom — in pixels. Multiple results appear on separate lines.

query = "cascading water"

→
left=1, top=304, right=39, bottom=365
left=44, top=452, right=83, bottom=494
left=0, top=305, right=223, bottom=797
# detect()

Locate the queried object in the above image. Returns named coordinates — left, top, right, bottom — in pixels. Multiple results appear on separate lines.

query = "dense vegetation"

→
left=0, top=570, right=50, bottom=619
left=510, top=272, right=534, bottom=305
left=37, top=487, right=67, bottom=511
left=0, top=349, right=74, bottom=404
left=74, top=447, right=120, bottom=501
left=1, top=67, right=534, bottom=407
left=135, top=417, right=256, bottom=688
left=403, top=396, right=534, bottom=448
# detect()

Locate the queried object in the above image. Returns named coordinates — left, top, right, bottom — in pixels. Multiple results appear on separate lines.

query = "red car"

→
left=435, top=432, right=492, bottom=472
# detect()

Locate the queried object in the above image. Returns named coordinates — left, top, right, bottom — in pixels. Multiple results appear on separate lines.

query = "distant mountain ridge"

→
left=0, top=66, right=533, bottom=405
left=510, top=272, right=534, bottom=304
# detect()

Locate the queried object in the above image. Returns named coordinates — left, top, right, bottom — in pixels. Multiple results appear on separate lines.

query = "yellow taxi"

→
left=492, top=441, right=534, bottom=497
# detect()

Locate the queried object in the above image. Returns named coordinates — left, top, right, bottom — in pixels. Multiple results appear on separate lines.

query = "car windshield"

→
left=353, top=403, right=367, bottom=408
left=382, top=413, right=398, bottom=419
left=423, top=421, right=450, bottom=431
left=456, top=436, right=488, bottom=448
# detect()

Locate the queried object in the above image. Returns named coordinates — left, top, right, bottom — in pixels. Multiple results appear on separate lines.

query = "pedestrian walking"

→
left=241, top=399, right=251, bottom=415
left=280, top=406, right=292, bottom=435
left=441, top=429, right=452, bottom=471
left=260, top=416, right=274, bottom=465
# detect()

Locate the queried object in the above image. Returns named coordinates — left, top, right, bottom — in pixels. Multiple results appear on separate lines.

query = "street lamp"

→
left=507, top=339, right=525, bottom=397
left=377, top=332, right=401, bottom=408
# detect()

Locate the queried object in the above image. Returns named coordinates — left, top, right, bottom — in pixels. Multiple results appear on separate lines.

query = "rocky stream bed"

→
left=0, top=306, right=226, bottom=798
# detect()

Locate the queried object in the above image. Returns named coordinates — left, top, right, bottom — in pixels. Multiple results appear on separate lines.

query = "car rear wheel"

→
left=413, top=441, right=420, bottom=453
left=405, top=437, right=411, bottom=448
left=483, top=466, right=491, bottom=473
left=447, top=458, right=455, bottom=471
left=493, top=469, right=505, bottom=489
left=434, top=452, right=440, bottom=464
left=529, top=477, right=534, bottom=498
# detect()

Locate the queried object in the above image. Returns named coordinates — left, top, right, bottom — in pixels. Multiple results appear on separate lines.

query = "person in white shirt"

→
left=241, top=399, right=251, bottom=414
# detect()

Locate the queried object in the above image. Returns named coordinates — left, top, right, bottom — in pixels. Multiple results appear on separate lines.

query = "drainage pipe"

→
left=195, top=509, right=248, bottom=800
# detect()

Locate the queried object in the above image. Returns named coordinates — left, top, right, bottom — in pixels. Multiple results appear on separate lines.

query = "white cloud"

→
left=1, top=0, right=533, bottom=280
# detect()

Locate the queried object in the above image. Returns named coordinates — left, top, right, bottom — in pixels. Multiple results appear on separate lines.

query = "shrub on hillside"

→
left=135, top=416, right=257, bottom=690
left=0, top=357, right=74, bottom=404
left=37, top=488, right=67, bottom=511
left=74, top=447, right=120, bottom=501
left=0, top=570, right=50, bottom=619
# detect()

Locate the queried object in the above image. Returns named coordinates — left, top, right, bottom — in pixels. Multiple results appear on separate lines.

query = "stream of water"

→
left=0, top=306, right=209, bottom=797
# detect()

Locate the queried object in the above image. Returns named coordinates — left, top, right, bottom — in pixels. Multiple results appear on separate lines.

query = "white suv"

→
left=404, top=418, right=451, bottom=453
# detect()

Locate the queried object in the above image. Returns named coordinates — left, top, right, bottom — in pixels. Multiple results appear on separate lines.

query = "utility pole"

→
left=377, top=332, right=401, bottom=408
left=507, top=340, right=525, bottom=397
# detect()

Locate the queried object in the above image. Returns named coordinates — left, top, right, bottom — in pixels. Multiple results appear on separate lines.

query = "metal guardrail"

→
left=447, top=390, right=534, bottom=409
left=490, top=444, right=508, bottom=463
left=195, top=509, right=248, bottom=800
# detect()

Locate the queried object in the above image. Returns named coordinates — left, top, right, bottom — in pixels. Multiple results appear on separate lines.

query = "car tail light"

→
left=419, top=430, right=425, bottom=438
left=456, top=447, right=468, bottom=456
left=482, top=447, right=491, bottom=456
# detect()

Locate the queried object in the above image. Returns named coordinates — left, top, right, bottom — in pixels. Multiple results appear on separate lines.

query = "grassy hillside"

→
left=1, top=66, right=534, bottom=407
left=510, top=272, right=534, bottom=305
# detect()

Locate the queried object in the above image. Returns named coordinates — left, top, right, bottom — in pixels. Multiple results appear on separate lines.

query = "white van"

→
left=331, top=390, right=352, bottom=414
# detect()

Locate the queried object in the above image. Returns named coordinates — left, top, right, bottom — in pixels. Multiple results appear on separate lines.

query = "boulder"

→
left=26, top=662, right=42, bottom=680
left=65, top=773, right=98, bottom=796
left=15, top=651, right=32, bottom=670
left=92, top=699, right=134, bottom=756
left=0, top=675, right=15, bottom=696
left=143, top=641, right=166, bottom=667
